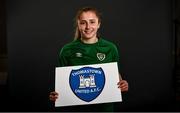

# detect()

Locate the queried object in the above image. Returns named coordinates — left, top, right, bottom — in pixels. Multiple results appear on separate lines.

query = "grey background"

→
left=6, top=0, right=175, bottom=111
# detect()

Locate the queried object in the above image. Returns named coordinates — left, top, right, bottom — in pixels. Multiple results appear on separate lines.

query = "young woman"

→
left=50, top=6, right=128, bottom=112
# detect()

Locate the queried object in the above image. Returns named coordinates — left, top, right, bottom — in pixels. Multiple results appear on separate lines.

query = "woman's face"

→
left=77, top=11, right=100, bottom=40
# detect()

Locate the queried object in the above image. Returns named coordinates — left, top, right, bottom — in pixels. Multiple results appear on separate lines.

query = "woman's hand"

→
left=49, top=91, right=59, bottom=102
left=117, top=80, right=128, bottom=92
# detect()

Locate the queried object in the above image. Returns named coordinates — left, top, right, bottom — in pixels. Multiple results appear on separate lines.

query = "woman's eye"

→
left=80, top=22, right=85, bottom=25
left=90, top=21, right=95, bottom=24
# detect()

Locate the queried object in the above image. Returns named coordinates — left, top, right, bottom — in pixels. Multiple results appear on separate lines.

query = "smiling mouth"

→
left=84, top=31, right=92, bottom=34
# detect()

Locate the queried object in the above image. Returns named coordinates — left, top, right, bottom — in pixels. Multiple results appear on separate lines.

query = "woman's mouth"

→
left=84, top=30, right=92, bottom=34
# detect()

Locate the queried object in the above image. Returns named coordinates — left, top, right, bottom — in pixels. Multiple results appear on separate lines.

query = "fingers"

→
left=49, top=95, right=58, bottom=101
left=117, top=80, right=129, bottom=92
left=50, top=91, right=58, bottom=96
left=49, top=91, right=59, bottom=102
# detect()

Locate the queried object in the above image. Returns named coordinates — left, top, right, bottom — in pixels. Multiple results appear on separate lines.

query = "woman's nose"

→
left=86, top=23, right=90, bottom=29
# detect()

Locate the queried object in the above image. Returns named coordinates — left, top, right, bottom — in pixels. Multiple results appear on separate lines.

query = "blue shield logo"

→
left=69, top=67, right=105, bottom=102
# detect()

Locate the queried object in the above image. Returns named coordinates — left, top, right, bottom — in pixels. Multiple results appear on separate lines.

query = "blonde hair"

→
left=74, top=6, right=102, bottom=40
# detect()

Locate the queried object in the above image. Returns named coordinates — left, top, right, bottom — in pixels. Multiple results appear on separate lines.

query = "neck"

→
left=81, top=37, right=98, bottom=44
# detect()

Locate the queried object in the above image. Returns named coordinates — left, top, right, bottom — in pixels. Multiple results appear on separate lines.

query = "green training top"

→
left=57, top=37, right=120, bottom=112
left=58, top=38, right=120, bottom=67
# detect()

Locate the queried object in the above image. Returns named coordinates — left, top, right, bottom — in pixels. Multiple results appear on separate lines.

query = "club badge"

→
left=69, top=67, right=106, bottom=102
left=97, top=53, right=106, bottom=61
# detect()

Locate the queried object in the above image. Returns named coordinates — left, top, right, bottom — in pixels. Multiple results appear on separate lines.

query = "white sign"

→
left=55, top=62, right=122, bottom=107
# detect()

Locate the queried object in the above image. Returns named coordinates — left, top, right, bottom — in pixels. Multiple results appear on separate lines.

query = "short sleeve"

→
left=58, top=48, right=68, bottom=67
left=112, top=44, right=121, bottom=71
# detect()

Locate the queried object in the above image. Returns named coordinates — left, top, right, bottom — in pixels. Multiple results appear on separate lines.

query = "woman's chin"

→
left=83, top=35, right=93, bottom=39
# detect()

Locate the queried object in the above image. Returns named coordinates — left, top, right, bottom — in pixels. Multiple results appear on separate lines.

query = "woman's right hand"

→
left=49, top=91, right=59, bottom=102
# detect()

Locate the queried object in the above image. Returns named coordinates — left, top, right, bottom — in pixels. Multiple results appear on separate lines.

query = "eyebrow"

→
left=80, top=19, right=96, bottom=21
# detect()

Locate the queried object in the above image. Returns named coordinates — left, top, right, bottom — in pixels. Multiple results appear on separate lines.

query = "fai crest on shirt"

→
left=97, top=53, right=106, bottom=61
left=69, top=67, right=106, bottom=102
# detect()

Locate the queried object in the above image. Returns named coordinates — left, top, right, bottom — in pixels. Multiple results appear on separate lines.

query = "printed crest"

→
left=69, top=67, right=106, bottom=102
left=97, top=53, right=106, bottom=61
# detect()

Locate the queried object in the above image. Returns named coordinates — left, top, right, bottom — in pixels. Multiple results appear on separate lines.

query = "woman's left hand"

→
left=117, top=80, right=128, bottom=92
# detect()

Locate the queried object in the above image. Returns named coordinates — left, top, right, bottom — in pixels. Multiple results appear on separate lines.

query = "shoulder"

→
left=63, top=40, right=79, bottom=49
left=99, top=38, right=118, bottom=49
left=59, top=40, right=80, bottom=54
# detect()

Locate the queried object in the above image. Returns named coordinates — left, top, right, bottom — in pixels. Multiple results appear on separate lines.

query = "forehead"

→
left=79, top=11, right=98, bottom=20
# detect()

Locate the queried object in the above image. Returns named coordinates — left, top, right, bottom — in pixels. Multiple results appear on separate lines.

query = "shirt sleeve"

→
left=58, top=48, right=68, bottom=67
left=112, top=44, right=121, bottom=71
left=113, top=43, right=127, bottom=80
